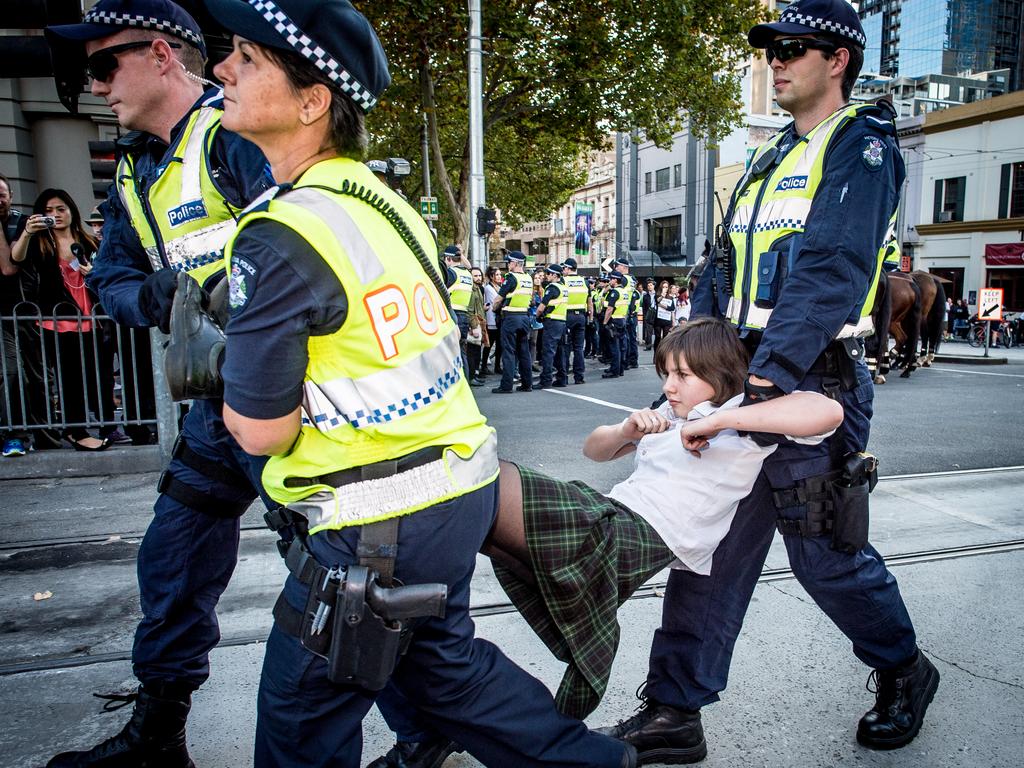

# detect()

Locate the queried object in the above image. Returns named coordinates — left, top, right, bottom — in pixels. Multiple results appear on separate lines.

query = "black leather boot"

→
left=596, top=696, right=706, bottom=765
left=365, top=735, right=461, bottom=768
left=857, top=650, right=940, bottom=750
left=47, top=685, right=195, bottom=767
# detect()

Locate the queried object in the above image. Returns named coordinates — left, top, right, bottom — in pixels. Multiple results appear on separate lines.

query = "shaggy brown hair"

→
left=654, top=317, right=749, bottom=405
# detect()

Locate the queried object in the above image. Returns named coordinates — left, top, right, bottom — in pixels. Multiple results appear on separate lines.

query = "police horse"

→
left=869, top=271, right=921, bottom=383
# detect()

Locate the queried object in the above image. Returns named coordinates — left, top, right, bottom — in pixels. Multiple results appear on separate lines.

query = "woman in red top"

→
left=12, top=189, right=114, bottom=451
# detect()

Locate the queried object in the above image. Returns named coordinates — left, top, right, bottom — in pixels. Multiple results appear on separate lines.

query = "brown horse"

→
left=909, top=271, right=946, bottom=365
left=879, top=272, right=922, bottom=380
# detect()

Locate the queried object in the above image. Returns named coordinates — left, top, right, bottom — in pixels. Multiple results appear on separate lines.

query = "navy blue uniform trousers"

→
left=644, top=363, right=918, bottom=710
left=134, top=398, right=271, bottom=688
left=498, top=312, right=533, bottom=391
left=538, top=318, right=566, bottom=387
left=564, top=310, right=587, bottom=381
left=625, top=315, right=638, bottom=367
left=605, top=319, right=624, bottom=375
left=254, top=481, right=626, bottom=768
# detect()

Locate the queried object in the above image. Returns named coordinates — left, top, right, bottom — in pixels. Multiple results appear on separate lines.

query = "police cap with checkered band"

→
left=204, top=0, right=390, bottom=112
left=47, top=0, right=207, bottom=56
left=748, top=0, right=866, bottom=49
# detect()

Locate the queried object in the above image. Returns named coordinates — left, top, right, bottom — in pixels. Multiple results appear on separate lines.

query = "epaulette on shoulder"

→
left=854, top=101, right=898, bottom=136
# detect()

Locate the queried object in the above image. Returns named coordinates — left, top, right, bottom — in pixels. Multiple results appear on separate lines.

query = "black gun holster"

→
left=271, top=516, right=447, bottom=691
left=773, top=452, right=879, bottom=554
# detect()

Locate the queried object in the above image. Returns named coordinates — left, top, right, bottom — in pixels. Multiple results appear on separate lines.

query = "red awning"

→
left=985, top=242, right=1024, bottom=266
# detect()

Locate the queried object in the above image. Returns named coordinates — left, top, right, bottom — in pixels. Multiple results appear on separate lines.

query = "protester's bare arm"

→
left=681, top=392, right=843, bottom=453
left=583, top=408, right=670, bottom=462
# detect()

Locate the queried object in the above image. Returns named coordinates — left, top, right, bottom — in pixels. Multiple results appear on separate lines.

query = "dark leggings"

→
left=42, top=328, right=116, bottom=441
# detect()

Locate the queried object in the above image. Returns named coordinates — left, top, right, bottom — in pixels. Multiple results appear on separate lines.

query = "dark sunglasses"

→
left=86, top=40, right=182, bottom=82
left=765, top=37, right=836, bottom=65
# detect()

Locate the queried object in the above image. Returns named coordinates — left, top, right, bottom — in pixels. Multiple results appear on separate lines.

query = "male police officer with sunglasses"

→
left=44, top=1, right=274, bottom=765
left=601, top=1, right=939, bottom=764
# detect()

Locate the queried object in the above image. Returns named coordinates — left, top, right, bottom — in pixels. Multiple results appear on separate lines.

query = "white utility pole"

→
left=467, top=0, right=486, bottom=267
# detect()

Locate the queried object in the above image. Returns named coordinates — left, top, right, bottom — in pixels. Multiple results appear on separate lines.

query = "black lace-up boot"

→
left=46, top=685, right=195, bottom=767
left=365, top=735, right=461, bottom=768
left=857, top=650, right=940, bottom=750
left=596, top=688, right=706, bottom=765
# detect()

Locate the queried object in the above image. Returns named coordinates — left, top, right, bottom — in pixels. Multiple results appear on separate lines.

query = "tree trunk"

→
left=419, top=48, right=467, bottom=245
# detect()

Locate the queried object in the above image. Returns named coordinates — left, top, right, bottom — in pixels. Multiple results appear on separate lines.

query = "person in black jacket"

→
left=11, top=188, right=115, bottom=450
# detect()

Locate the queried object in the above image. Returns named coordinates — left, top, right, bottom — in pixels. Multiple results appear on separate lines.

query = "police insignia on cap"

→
left=862, top=137, right=885, bottom=170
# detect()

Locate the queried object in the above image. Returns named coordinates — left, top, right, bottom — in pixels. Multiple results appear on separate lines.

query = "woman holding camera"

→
left=11, top=189, right=114, bottom=450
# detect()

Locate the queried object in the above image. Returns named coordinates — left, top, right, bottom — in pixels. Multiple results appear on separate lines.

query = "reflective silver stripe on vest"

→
left=290, top=431, right=499, bottom=529
left=731, top=302, right=875, bottom=339
left=281, top=187, right=385, bottom=285
left=180, top=107, right=218, bottom=204
left=165, top=219, right=237, bottom=271
left=301, top=327, right=463, bottom=431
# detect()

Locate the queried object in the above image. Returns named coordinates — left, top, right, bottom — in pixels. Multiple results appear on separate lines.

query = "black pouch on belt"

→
left=828, top=452, right=878, bottom=554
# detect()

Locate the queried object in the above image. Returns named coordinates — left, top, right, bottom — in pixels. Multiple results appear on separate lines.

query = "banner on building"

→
left=984, top=242, right=1024, bottom=266
left=574, top=202, right=593, bottom=257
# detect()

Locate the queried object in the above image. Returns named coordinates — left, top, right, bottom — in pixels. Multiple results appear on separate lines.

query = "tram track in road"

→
left=4, top=464, right=1024, bottom=555
left=3, top=536, right=1023, bottom=679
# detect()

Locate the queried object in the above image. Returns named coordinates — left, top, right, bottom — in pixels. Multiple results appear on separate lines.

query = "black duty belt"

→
left=567, top=308, right=587, bottom=314
left=283, top=445, right=446, bottom=489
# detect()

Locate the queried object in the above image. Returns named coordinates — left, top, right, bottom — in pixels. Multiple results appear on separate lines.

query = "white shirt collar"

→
left=685, top=393, right=743, bottom=422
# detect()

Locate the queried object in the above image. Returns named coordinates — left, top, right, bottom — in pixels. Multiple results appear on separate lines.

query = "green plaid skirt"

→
left=492, top=464, right=675, bottom=719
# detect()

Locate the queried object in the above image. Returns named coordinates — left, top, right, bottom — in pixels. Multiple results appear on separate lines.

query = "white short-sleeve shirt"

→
left=605, top=395, right=827, bottom=575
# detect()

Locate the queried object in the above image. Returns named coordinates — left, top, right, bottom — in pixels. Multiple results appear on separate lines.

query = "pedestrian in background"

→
left=11, top=188, right=114, bottom=451
left=466, top=266, right=488, bottom=387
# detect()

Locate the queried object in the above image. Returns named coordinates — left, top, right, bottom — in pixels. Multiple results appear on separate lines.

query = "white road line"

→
left=543, top=389, right=637, bottom=413
left=929, top=366, right=1024, bottom=378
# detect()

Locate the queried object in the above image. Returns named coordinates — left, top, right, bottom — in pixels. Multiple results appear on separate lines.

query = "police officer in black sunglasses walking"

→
left=599, top=0, right=940, bottom=763
left=43, top=1, right=275, bottom=765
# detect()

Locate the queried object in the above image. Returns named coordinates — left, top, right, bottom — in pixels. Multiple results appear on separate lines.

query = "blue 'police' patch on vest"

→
left=167, top=199, right=209, bottom=228
left=775, top=175, right=808, bottom=192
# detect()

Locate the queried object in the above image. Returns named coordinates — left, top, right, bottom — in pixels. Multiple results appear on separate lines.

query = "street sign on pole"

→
left=419, top=196, right=438, bottom=221
left=978, top=287, right=1003, bottom=321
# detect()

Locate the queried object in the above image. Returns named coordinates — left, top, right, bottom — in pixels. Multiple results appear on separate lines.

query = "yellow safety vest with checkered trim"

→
left=726, top=104, right=895, bottom=338
left=610, top=286, right=629, bottom=319
left=564, top=274, right=588, bottom=310
left=502, top=271, right=534, bottom=312
left=224, top=157, right=497, bottom=532
left=547, top=281, right=568, bottom=321
left=881, top=212, right=902, bottom=270
left=117, top=95, right=241, bottom=289
left=447, top=265, right=473, bottom=312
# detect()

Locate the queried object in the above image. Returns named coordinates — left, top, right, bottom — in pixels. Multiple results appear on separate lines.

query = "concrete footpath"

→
left=1, top=469, right=1022, bottom=767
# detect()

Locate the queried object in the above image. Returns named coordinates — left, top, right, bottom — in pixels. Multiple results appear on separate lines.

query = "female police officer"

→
left=203, top=1, right=633, bottom=767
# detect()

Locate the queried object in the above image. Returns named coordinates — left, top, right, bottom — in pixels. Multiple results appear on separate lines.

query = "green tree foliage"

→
left=364, top=0, right=766, bottom=246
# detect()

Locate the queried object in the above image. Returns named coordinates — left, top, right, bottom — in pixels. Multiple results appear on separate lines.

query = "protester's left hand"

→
left=680, top=416, right=720, bottom=457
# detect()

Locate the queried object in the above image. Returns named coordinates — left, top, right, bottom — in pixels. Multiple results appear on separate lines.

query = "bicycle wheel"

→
left=968, top=325, right=984, bottom=347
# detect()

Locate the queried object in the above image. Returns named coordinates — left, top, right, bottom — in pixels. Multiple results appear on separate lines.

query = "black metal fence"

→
left=0, top=302, right=158, bottom=449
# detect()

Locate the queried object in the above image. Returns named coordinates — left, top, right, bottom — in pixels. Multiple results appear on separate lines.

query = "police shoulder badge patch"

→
left=229, top=257, right=257, bottom=313
left=862, top=137, right=885, bottom=170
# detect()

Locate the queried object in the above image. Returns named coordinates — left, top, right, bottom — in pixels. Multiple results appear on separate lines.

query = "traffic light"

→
left=89, top=141, right=116, bottom=201
left=476, top=207, right=496, bottom=236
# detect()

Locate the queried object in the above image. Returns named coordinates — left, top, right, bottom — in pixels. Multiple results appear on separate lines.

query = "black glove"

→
left=741, top=379, right=785, bottom=407
left=138, top=269, right=180, bottom=333
left=741, top=379, right=786, bottom=447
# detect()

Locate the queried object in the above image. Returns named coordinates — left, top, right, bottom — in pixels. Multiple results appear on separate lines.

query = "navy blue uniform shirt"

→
left=497, top=272, right=519, bottom=299
left=604, top=287, right=621, bottom=312
left=691, top=109, right=903, bottom=391
left=539, top=283, right=561, bottom=318
left=221, top=221, right=347, bottom=420
left=88, top=89, right=271, bottom=327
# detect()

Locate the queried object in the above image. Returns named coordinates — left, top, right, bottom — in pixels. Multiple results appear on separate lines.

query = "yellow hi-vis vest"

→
left=592, top=288, right=605, bottom=313
left=564, top=274, right=588, bottom=310
left=447, top=265, right=473, bottom=312
left=224, top=157, right=497, bottom=533
left=547, top=282, right=568, bottom=321
left=881, top=212, right=902, bottom=271
left=117, top=93, right=242, bottom=289
left=726, top=104, right=895, bottom=338
left=610, top=286, right=629, bottom=319
left=502, top=271, right=534, bottom=312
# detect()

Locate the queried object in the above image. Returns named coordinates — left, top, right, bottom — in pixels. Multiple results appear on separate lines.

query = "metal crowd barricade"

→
left=0, top=301, right=169, bottom=451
